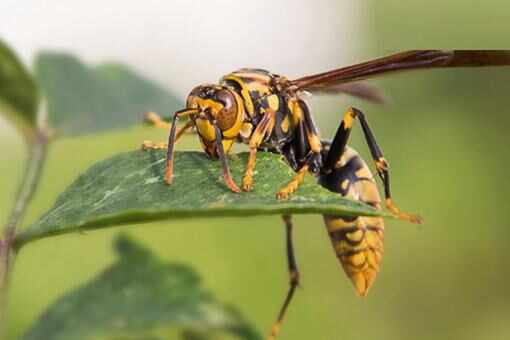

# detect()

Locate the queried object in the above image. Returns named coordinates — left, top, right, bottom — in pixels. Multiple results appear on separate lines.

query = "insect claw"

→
left=141, top=140, right=153, bottom=150
left=164, top=164, right=174, bottom=185
left=225, top=177, right=241, bottom=193
left=242, top=176, right=254, bottom=192
left=276, top=191, right=289, bottom=200
left=142, top=140, right=168, bottom=150
left=385, top=199, right=423, bottom=224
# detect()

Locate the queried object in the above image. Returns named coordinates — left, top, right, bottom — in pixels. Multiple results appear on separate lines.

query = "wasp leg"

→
left=276, top=165, right=309, bottom=200
left=242, top=110, right=276, bottom=191
left=144, top=111, right=172, bottom=129
left=142, top=120, right=194, bottom=150
left=300, top=100, right=322, bottom=160
left=144, top=111, right=196, bottom=133
left=164, top=108, right=199, bottom=184
left=276, top=101, right=322, bottom=200
left=349, top=107, right=422, bottom=224
left=268, top=215, right=300, bottom=340
left=213, top=123, right=240, bottom=193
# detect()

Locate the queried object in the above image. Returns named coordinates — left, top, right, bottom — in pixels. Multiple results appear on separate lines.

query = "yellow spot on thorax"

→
left=280, top=116, right=290, bottom=133
left=266, top=94, right=279, bottom=111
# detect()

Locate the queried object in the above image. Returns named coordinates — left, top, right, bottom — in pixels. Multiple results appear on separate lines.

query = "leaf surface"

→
left=34, top=52, right=182, bottom=136
left=22, top=235, right=261, bottom=340
left=16, top=151, right=384, bottom=246
left=0, top=39, right=39, bottom=139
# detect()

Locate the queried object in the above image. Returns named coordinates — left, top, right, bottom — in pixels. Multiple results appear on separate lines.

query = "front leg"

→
left=212, top=122, right=240, bottom=193
left=242, top=110, right=276, bottom=191
left=142, top=120, right=194, bottom=150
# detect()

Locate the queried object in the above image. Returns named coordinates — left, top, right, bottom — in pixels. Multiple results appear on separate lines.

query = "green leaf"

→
left=0, top=39, right=39, bottom=139
left=22, top=235, right=261, bottom=340
left=16, top=151, right=384, bottom=246
left=34, top=52, right=182, bottom=136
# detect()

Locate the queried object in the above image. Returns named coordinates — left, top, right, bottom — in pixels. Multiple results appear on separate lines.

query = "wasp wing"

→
left=291, top=50, right=510, bottom=92
left=311, top=82, right=388, bottom=104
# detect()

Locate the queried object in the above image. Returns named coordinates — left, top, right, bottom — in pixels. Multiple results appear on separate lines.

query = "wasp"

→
left=142, top=50, right=510, bottom=340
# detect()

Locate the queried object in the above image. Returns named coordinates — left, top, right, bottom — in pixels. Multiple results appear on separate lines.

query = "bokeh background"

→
left=1, top=1, right=510, bottom=339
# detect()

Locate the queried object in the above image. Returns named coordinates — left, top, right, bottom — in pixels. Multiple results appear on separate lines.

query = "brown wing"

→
left=291, top=50, right=510, bottom=92
left=310, top=82, right=388, bottom=104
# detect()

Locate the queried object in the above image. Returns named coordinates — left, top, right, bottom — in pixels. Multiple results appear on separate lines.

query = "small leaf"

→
left=34, top=52, right=182, bottom=136
left=22, top=235, right=261, bottom=340
left=0, top=39, right=39, bottom=139
left=16, top=151, right=383, bottom=246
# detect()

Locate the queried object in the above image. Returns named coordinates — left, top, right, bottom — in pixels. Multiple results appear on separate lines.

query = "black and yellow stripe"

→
left=321, top=147, right=384, bottom=296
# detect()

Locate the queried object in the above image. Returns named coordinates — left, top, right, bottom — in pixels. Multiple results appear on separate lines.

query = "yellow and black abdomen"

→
left=319, top=146, right=384, bottom=296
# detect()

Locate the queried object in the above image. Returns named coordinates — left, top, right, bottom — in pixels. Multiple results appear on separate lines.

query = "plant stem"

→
left=0, top=125, right=49, bottom=337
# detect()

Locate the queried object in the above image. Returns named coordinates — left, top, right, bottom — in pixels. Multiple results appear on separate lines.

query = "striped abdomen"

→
left=319, top=147, right=384, bottom=296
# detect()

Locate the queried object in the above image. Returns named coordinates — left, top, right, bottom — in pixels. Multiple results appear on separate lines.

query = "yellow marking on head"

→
left=188, top=97, right=224, bottom=114
left=195, top=118, right=216, bottom=142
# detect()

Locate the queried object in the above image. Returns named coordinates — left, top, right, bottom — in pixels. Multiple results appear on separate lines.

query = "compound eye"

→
left=217, top=90, right=235, bottom=112
left=216, top=90, right=238, bottom=130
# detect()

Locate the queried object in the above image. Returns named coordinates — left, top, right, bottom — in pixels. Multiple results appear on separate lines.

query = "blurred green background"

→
left=2, top=1, right=510, bottom=339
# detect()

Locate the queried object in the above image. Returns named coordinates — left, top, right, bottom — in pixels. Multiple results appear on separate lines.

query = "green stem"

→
left=0, top=127, right=49, bottom=337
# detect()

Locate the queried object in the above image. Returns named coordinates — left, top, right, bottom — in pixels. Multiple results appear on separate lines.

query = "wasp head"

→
left=186, top=84, right=245, bottom=157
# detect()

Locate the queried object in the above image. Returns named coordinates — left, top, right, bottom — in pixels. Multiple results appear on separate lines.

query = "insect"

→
left=142, top=50, right=510, bottom=340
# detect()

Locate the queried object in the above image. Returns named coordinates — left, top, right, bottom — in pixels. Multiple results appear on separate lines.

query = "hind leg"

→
left=323, top=107, right=422, bottom=224
left=349, top=107, right=422, bottom=223
left=267, top=215, right=300, bottom=340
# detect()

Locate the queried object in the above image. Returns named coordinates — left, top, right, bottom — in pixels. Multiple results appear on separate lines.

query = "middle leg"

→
left=242, top=110, right=276, bottom=191
left=276, top=100, right=322, bottom=199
